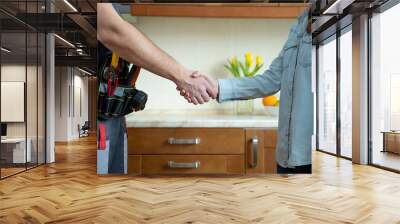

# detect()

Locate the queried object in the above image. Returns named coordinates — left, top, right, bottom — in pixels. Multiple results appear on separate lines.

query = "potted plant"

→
left=224, top=52, right=264, bottom=115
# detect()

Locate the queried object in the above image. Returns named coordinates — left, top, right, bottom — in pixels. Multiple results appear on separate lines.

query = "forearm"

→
left=97, top=4, right=187, bottom=83
left=218, top=73, right=281, bottom=102
left=217, top=73, right=281, bottom=102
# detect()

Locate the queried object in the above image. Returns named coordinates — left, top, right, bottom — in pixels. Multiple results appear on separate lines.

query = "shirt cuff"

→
left=217, top=79, right=235, bottom=103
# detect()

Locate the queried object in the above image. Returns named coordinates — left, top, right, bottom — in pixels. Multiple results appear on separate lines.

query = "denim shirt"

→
left=218, top=10, right=312, bottom=168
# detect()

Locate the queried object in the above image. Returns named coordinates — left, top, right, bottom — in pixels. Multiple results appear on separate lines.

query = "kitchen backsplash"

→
left=126, top=16, right=295, bottom=112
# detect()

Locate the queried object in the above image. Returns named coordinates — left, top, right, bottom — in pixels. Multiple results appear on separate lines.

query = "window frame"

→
left=315, top=24, right=353, bottom=160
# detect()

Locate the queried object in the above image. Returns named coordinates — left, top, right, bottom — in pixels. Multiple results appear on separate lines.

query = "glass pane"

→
left=340, top=30, right=352, bottom=158
left=38, top=32, right=45, bottom=165
left=0, top=0, right=46, bottom=178
left=1, top=32, right=27, bottom=177
left=318, top=38, right=337, bottom=154
left=390, top=75, right=400, bottom=130
left=27, top=31, right=38, bottom=169
left=371, top=4, right=400, bottom=171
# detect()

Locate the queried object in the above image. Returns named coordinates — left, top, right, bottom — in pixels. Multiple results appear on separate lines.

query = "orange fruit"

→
left=262, top=96, right=278, bottom=106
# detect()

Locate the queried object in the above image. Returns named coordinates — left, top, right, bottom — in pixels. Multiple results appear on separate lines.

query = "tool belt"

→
left=97, top=48, right=147, bottom=119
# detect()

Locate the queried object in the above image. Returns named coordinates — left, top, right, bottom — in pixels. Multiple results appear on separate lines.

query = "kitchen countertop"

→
left=126, top=111, right=278, bottom=128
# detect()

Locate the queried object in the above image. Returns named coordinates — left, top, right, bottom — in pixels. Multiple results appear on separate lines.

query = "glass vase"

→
left=236, top=100, right=254, bottom=115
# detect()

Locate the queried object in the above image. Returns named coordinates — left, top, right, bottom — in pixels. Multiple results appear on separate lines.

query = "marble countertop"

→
left=126, top=110, right=278, bottom=128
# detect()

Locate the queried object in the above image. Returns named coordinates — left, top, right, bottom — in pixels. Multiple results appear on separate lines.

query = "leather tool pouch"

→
left=98, top=85, right=147, bottom=118
left=97, top=44, right=147, bottom=119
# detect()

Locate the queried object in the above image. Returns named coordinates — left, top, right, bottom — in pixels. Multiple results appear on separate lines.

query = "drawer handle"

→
left=250, top=136, right=258, bottom=168
left=167, top=161, right=201, bottom=169
left=168, top=138, right=200, bottom=145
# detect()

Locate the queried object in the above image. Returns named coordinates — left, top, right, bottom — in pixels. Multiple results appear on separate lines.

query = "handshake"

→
left=175, top=71, right=219, bottom=105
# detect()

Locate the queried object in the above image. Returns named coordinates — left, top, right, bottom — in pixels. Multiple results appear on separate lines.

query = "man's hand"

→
left=176, top=72, right=219, bottom=105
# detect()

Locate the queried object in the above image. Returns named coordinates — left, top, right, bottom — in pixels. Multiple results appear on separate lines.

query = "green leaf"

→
left=234, top=69, right=241, bottom=78
left=233, top=65, right=241, bottom=77
left=224, top=65, right=236, bottom=77
left=224, top=64, right=240, bottom=78
left=248, top=64, right=264, bottom=77
left=224, top=64, right=233, bottom=73
left=239, top=61, right=249, bottom=77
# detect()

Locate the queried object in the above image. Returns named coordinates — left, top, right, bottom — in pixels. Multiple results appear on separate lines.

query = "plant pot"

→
left=236, top=100, right=254, bottom=115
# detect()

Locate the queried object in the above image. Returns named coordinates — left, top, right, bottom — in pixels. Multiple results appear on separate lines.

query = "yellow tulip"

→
left=256, top=55, right=263, bottom=67
left=245, top=52, right=253, bottom=67
left=230, top=56, right=238, bottom=67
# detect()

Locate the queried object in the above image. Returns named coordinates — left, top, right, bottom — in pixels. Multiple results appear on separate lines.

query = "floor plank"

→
left=0, top=136, right=399, bottom=224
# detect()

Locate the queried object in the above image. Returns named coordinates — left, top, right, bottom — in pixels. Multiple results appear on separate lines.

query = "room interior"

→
left=0, top=0, right=399, bottom=223
left=0, top=0, right=97, bottom=179
left=314, top=1, right=400, bottom=172
left=0, top=30, right=46, bottom=177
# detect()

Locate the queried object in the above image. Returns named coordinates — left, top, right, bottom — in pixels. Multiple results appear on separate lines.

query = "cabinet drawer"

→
left=128, top=128, right=245, bottom=155
left=140, top=155, right=244, bottom=174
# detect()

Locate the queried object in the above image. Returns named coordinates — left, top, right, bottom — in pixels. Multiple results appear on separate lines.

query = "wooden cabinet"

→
left=127, top=128, right=277, bottom=175
left=383, top=132, right=400, bottom=154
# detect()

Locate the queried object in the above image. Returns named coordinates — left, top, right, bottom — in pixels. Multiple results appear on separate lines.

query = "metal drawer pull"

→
left=168, top=138, right=200, bottom=145
left=167, top=161, right=201, bottom=169
left=250, top=136, right=259, bottom=168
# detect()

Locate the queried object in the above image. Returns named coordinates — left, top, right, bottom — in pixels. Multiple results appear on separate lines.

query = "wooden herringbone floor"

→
left=1, top=136, right=400, bottom=224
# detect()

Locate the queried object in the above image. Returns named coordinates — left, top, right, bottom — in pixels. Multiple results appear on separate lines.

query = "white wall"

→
left=126, top=16, right=295, bottom=112
left=72, top=73, right=89, bottom=138
left=55, top=67, right=69, bottom=141
left=54, top=67, right=89, bottom=141
left=1, top=65, right=37, bottom=137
